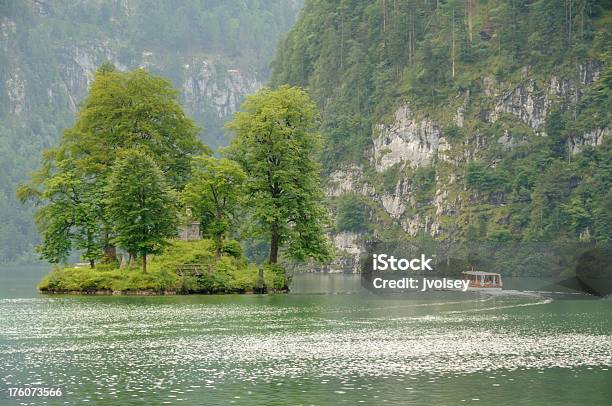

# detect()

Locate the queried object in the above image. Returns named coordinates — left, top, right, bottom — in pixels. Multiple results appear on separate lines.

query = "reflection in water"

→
left=0, top=271, right=611, bottom=405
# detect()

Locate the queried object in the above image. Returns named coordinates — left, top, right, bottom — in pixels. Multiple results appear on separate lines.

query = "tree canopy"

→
left=19, top=66, right=204, bottom=265
left=182, top=155, right=245, bottom=257
left=226, top=85, right=331, bottom=264
left=106, top=149, right=179, bottom=273
left=0, top=1, right=301, bottom=263
left=61, top=66, right=206, bottom=189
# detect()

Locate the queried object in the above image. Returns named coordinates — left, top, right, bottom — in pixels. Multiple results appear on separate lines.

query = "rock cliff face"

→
left=269, top=1, right=611, bottom=273
left=182, top=60, right=261, bottom=120
left=4, top=40, right=261, bottom=133
left=329, top=231, right=363, bottom=273
left=326, top=62, right=609, bottom=272
left=1, top=0, right=301, bottom=142
left=373, top=105, right=445, bottom=172
left=6, top=69, right=25, bottom=115
left=55, top=45, right=124, bottom=111
left=570, top=127, right=610, bottom=155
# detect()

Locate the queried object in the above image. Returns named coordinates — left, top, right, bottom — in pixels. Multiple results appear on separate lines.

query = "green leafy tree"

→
left=17, top=148, right=103, bottom=266
left=19, top=65, right=204, bottom=264
left=182, top=156, right=245, bottom=258
left=106, top=149, right=179, bottom=273
left=561, top=196, right=592, bottom=236
left=62, top=65, right=205, bottom=189
left=226, top=85, right=331, bottom=264
left=466, top=162, right=508, bottom=194
left=337, top=194, right=368, bottom=233
left=1, top=2, right=300, bottom=263
left=546, top=109, right=570, bottom=158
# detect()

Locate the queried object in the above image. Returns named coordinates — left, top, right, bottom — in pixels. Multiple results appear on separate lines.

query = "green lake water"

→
left=1, top=267, right=611, bottom=405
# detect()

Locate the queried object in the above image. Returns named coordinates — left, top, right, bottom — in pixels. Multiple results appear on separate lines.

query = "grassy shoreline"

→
left=37, top=240, right=290, bottom=295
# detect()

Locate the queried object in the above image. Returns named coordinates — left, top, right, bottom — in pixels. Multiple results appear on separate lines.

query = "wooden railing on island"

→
left=175, top=264, right=211, bottom=276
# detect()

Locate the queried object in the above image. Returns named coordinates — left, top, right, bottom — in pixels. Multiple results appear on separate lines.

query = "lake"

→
left=1, top=267, right=611, bottom=405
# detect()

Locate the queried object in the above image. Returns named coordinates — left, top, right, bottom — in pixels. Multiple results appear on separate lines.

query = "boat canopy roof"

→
left=462, top=271, right=501, bottom=276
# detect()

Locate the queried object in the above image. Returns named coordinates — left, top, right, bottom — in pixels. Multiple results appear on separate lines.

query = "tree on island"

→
left=106, top=149, right=179, bottom=273
left=182, top=156, right=245, bottom=258
left=226, top=85, right=331, bottom=265
left=17, top=148, right=105, bottom=267
left=65, top=64, right=205, bottom=189
left=18, top=63, right=204, bottom=266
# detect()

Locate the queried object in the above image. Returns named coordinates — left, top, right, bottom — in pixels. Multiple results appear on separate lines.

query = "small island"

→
left=18, top=66, right=331, bottom=295
left=37, top=239, right=288, bottom=295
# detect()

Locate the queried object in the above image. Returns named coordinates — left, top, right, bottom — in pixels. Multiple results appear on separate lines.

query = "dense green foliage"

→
left=107, top=149, right=180, bottom=273
left=38, top=239, right=289, bottom=294
left=18, top=67, right=202, bottom=265
left=227, top=86, right=332, bottom=264
left=336, top=194, right=368, bottom=233
left=461, top=135, right=612, bottom=243
left=182, top=156, right=246, bottom=256
left=27, top=70, right=329, bottom=289
left=0, top=0, right=301, bottom=263
left=60, top=66, right=205, bottom=189
left=273, top=0, right=610, bottom=162
left=272, top=0, right=612, bottom=245
left=16, top=146, right=102, bottom=266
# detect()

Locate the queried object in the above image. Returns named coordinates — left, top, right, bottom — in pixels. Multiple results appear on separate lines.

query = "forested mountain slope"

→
left=0, top=0, right=301, bottom=262
left=272, top=0, right=611, bottom=270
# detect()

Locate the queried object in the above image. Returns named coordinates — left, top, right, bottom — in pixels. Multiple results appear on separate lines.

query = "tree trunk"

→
left=466, top=0, right=473, bottom=44
left=269, top=223, right=279, bottom=264
left=382, top=0, right=386, bottom=33
left=340, top=11, right=344, bottom=69
left=142, top=252, right=147, bottom=273
left=103, top=244, right=117, bottom=262
left=451, top=6, right=455, bottom=79
left=215, top=235, right=222, bottom=259
left=89, top=259, right=95, bottom=269
left=214, top=210, right=224, bottom=259
left=102, top=229, right=117, bottom=262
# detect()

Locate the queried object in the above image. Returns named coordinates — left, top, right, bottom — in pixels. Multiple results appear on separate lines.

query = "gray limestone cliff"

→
left=325, top=62, right=609, bottom=272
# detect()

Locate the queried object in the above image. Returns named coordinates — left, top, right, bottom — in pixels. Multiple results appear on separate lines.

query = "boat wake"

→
left=443, top=297, right=553, bottom=314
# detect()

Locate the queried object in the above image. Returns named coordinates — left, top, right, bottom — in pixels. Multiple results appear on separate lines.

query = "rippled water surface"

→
left=1, top=268, right=611, bottom=405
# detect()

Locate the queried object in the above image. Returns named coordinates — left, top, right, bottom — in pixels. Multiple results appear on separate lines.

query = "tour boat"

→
left=462, top=270, right=503, bottom=290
